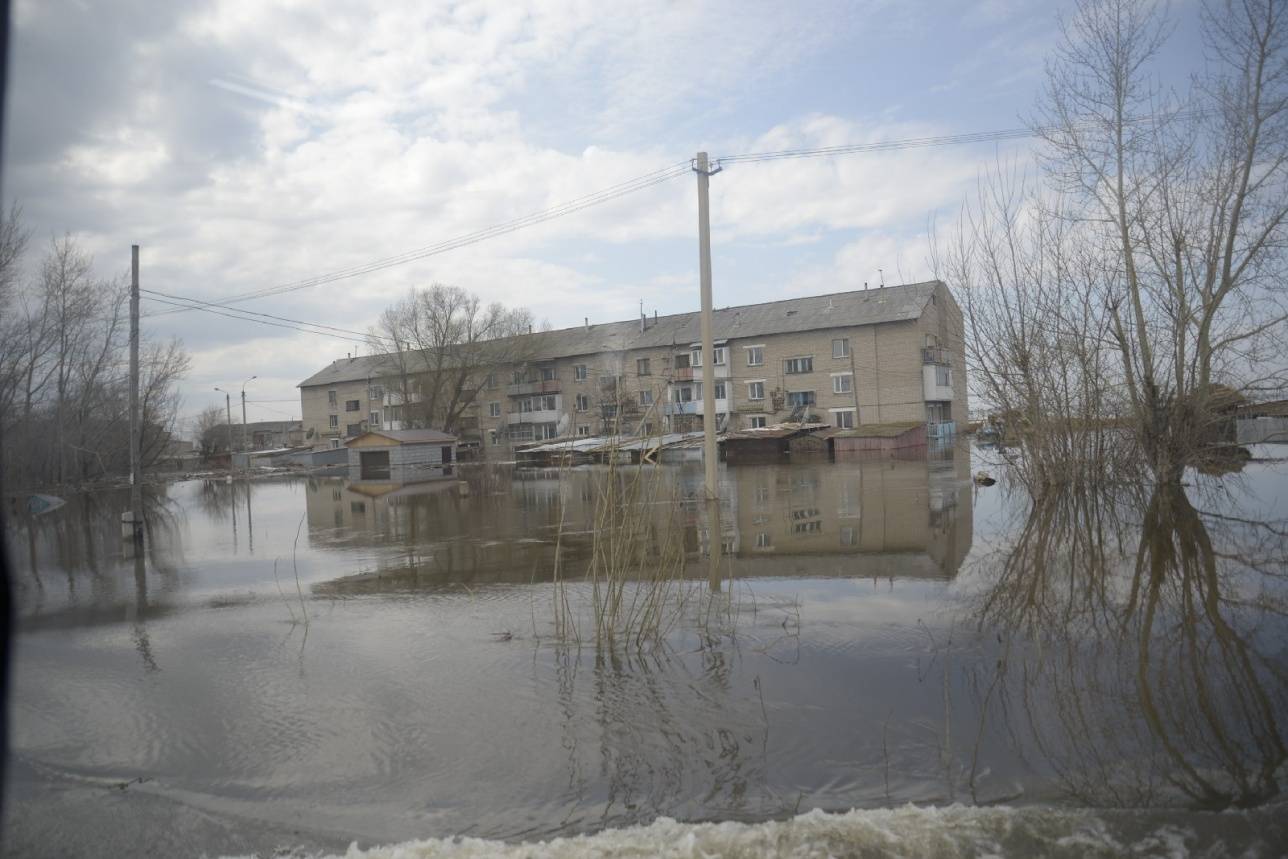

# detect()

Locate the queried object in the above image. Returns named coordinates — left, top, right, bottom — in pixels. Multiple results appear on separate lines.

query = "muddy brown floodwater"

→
left=4, top=446, right=1288, bottom=857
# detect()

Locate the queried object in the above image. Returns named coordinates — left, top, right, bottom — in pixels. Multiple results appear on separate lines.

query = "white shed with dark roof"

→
left=344, top=429, right=458, bottom=483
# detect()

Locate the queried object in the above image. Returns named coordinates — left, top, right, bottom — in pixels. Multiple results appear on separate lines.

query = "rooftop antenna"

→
left=640, top=298, right=646, bottom=332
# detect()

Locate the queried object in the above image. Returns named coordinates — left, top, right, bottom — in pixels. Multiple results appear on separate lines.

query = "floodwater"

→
left=4, top=447, right=1288, bottom=857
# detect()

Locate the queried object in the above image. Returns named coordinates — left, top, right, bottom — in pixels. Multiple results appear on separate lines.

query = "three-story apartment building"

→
left=298, top=280, right=966, bottom=458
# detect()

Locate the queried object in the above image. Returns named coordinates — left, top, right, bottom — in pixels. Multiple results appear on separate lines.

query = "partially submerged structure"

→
left=345, top=429, right=458, bottom=483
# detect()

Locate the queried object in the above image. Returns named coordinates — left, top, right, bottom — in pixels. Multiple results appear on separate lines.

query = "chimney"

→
left=584, top=317, right=589, bottom=330
left=528, top=324, right=533, bottom=334
left=654, top=309, right=658, bottom=322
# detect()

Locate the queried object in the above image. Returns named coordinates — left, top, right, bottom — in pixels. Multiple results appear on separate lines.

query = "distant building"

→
left=297, top=281, right=966, bottom=459
left=211, top=420, right=304, bottom=451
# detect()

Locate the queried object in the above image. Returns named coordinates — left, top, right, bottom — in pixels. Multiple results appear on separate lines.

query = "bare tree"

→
left=196, top=405, right=227, bottom=457
left=0, top=215, right=191, bottom=488
left=941, top=0, right=1288, bottom=481
left=369, top=284, right=534, bottom=433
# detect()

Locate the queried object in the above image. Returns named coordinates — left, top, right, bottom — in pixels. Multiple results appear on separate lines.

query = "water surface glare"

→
left=5, top=450, right=1288, bottom=857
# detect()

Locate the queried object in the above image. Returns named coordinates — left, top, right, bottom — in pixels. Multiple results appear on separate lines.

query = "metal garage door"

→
left=359, top=450, right=390, bottom=480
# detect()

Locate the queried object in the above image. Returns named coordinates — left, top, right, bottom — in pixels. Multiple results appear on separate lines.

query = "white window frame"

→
left=329, top=414, right=338, bottom=429
left=750, top=416, right=767, bottom=429
left=639, top=389, right=654, bottom=406
left=370, top=410, right=381, bottom=427
left=574, top=364, right=587, bottom=381
left=577, top=425, right=590, bottom=437
left=829, top=407, right=856, bottom=429
left=832, top=372, right=853, bottom=394
left=745, top=345, right=765, bottom=367
left=714, top=381, right=726, bottom=400
left=832, top=338, right=849, bottom=359
left=488, top=401, right=501, bottom=418
left=575, top=393, right=589, bottom=412
left=747, top=380, right=765, bottom=401
left=784, top=356, right=813, bottom=375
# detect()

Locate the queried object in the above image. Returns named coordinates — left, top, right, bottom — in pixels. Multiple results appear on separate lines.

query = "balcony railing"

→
left=922, top=346, right=949, bottom=365
left=673, top=367, right=695, bottom=382
left=663, top=401, right=699, bottom=416
left=506, top=409, right=561, bottom=425
left=507, top=379, right=561, bottom=396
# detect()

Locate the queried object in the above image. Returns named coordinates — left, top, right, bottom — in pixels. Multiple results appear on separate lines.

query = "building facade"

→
left=297, top=281, right=966, bottom=458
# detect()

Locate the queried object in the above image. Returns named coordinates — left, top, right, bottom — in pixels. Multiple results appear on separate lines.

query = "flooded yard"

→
left=4, top=447, right=1288, bottom=857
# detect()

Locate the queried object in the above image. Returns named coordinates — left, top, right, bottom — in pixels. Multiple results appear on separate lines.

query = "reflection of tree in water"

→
left=542, top=634, right=779, bottom=832
left=964, top=475, right=1288, bottom=809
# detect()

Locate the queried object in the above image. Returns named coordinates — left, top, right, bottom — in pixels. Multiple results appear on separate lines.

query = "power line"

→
left=141, top=287, right=395, bottom=346
left=147, top=160, right=692, bottom=317
left=715, top=109, right=1206, bottom=165
left=142, top=295, right=379, bottom=344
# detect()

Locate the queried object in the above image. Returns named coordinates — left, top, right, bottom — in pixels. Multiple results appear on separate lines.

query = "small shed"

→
left=345, top=429, right=458, bottom=483
left=832, top=422, right=927, bottom=458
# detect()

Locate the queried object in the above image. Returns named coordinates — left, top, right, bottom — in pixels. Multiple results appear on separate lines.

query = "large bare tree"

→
left=0, top=212, right=191, bottom=488
left=368, top=284, right=534, bottom=433
left=940, top=0, right=1288, bottom=481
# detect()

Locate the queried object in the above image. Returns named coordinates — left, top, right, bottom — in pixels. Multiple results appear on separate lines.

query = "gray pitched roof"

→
left=346, top=429, right=457, bottom=446
left=299, top=281, right=941, bottom=388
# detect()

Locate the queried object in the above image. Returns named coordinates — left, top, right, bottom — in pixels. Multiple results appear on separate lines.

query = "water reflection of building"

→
left=305, top=449, right=973, bottom=590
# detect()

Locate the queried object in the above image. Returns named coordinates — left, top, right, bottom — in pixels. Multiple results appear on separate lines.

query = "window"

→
left=327, top=390, right=337, bottom=407
left=368, top=384, right=383, bottom=401
left=833, top=409, right=855, bottom=429
left=369, top=411, right=381, bottom=427
left=714, top=381, right=726, bottom=400
left=350, top=501, right=366, bottom=514
left=643, top=422, right=653, bottom=435
left=713, top=347, right=726, bottom=365
left=540, top=366, right=556, bottom=381
left=577, top=425, right=590, bottom=436
left=784, top=356, right=813, bottom=374
left=345, top=399, right=360, bottom=411
left=747, top=381, right=765, bottom=400
left=637, top=357, right=651, bottom=376
left=833, top=374, right=852, bottom=394
left=936, top=365, right=952, bottom=386
left=330, top=438, right=341, bottom=449
left=489, top=429, right=498, bottom=445
left=639, top=389, right=654, bottom=406
left=750, top=416, right=767, bottom=429
left=574, top=364, right=587, bottom=381
left=755, top=532, right=771, bottom=549
left=787, top=390, right=815, bottom=407
left=674, top=386, right=693, bottom=402
left=329, top=415, right=338, bottom=429
left=840, top=527, right=857, bottom=546
left=675, top=353, right=690, bottom=369
left=346, top=423, right=361, bottom=436
left=746, top=346, right=764, bottom=366
left=832, top=338, right=849, bottom=359
left=485, top=373, right=496, bottom=389
left=488, top=401, right=501, bottom=418
left=575, top=393, right=589, bottom=411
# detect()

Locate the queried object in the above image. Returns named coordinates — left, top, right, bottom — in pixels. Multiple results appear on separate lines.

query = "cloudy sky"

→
left=3, top=0, right=1204, bottom=433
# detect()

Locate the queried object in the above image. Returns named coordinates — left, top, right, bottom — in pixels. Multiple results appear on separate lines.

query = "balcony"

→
left=507, top=409, right=561, bottom=425
left=922, top=346, right=949, bottom=365
left=663, top=399, right=728, bottom=416
left=673, top=367, right=695, bottom=382
left=508, top=379, right=561, bottom=397
left=923, top=365, right=954, bottom=401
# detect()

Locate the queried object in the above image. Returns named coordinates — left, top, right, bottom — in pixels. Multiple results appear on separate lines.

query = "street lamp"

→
left=213, top=386, right=233, bottom=475
left=240, top=375, right=257, bottom=452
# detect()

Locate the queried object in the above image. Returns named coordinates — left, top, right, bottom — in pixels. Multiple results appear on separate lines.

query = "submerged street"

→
left=4, top=447, right=1287, bottom=856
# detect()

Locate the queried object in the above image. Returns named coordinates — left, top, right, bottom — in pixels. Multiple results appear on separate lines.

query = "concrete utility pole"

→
left=694, top=151, right=722, bottom=500
left=125, top=245, right=143, bottom=544
left=240, top=375, right=257, bottom=452
left=214, top=386, right=233, bottom=479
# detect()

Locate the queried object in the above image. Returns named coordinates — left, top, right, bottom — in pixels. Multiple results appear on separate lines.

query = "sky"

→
left=3, top=0, right=1205, bottom=435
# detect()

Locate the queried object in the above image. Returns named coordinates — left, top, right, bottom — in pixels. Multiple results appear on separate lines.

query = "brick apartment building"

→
left=297, top=280, right=965, bottom=458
